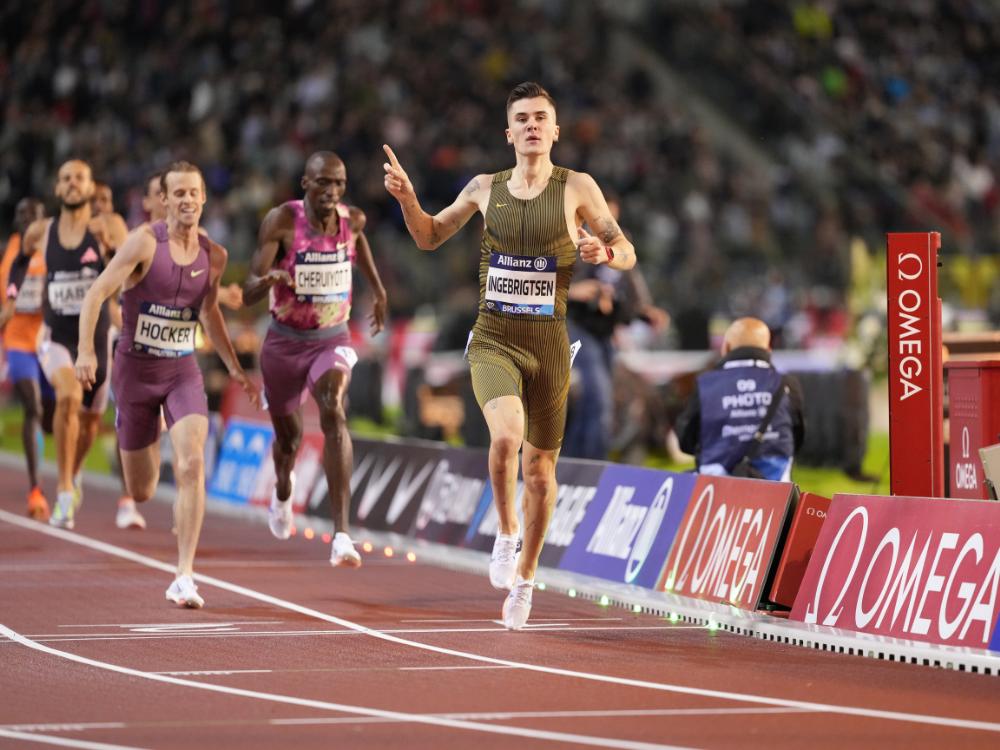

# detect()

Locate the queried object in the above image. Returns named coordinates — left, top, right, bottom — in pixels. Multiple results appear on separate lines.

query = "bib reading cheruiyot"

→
left=47, top=270, right=97, bottom=316
left=134, top=301, right=198, bottom=357
left=294, top=249, right=352, bottom=303
left=485, top=252, right=557, bottom=316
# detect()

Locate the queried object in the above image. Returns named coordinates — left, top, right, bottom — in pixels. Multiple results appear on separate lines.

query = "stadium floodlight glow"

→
left=303, top=528, right=315, bottom=540
left=599, top=595, right=610, bottom=607
left=362, top=541, right=373, bottom=553
left=406, top=551, right=417, bottom=562
left=668, top=612, right=680, bottom=623
left=706, top=618, right=719, bottom=632
left=567, top=588, right=577, bottom=598
left=384, top=546, right=394, bottom=558
left=322, top=533, right=332, bottom=544
left=632, top=604, right=642, bottom=613
left=536, top=582, right=546, bottom=591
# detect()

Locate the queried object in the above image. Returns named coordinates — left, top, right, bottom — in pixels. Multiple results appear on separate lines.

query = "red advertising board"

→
left=886, top=233, right=944, bottom=497
left=790, top=494, right=1000, bottom=649
left=945, top=361, right=1000, bottom=500
left=656, top=476, right=795, bottom=610
left=768, top=492, right=830, bottom=608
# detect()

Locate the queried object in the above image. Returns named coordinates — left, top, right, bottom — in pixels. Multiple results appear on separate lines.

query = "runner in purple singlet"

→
left=76, top=161, right=261, bottom=608
left=243, top=151, right=387, bottom=567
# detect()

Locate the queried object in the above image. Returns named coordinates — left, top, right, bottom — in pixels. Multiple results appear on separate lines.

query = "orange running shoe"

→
left=27, top=487, right=50, bottom=522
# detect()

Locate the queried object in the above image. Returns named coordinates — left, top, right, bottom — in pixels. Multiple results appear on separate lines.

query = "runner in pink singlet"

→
left=243, top=151, right=387, bottom=567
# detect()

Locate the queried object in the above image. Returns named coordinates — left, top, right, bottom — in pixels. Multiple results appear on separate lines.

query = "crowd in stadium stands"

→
left=2, top=0, right=998, bottom=349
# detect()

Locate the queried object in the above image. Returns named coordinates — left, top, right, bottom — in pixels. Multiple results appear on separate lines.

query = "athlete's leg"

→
left=312, top=369, right=352, bottom=533
left=168, top=414, right=208, bottom=577
left=49, top=367, right=82, bottom=494
left=13, top=377, right=43, bottom=491
left=518, top=441, right=559, bottom=581
left=119, top=442, right=162, bottom=503
left=73, top=411, right=101, bottom=478
left=270, top=409, right=302, bottom=502
left=482, top=395, right=525, bottom=537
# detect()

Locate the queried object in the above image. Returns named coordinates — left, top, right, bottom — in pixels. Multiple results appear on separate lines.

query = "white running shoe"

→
left=49, top=491, right=76, bottom=530
left=165, top=575, right=204, bottom=609
left=72, top=474, right=83, bottom=511
left=489, top=533, right=521, bottom=590
left=115, top=497, right=146, bottom=530
left=330, top=532, right=362, bottom=568
left=502, top=577, right=534, bottom=630
left=268, top=474, right=295, bottom=540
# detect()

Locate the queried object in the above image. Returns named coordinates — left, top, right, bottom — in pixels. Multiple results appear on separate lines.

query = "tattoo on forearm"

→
left=596, top=217, right=620, bottom=245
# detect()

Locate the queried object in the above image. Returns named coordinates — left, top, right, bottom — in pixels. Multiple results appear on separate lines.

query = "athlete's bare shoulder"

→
left=347, top=205, right=366, bottom=234
left=261, top=202, right=296, bottom=237
left=21, top=217, right=50, bottom=254
left=461, top=173, right=492, bottom=213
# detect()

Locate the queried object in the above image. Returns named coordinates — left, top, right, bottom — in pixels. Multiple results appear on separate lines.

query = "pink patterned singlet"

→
left=269, top=200, right=356, bottom=330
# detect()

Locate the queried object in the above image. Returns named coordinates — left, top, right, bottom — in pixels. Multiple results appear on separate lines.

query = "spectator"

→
left=675, top=317, right=805, bottom=481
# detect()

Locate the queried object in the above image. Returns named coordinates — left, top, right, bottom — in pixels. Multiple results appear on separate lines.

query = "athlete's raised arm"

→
left=570, top=172, right=636, bottom=271
left=76, top=227, right=157, bottom=389
left=382, top=144, right=487, bottom=251
left=243, top=204, right=294, bottom=306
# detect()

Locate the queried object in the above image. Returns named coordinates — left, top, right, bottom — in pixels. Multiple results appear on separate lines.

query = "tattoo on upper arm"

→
left=463, top=178, right=480, bottom=197
left=596, top=217, right=620, bottom=245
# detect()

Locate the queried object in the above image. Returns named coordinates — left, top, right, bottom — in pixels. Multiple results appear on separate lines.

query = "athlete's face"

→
left=506, top=97, right=559, bottom=156
left=144, top=177, right=166, bottom=222
left=55, top=160, right=95, bottom=210
left=14, top=198, right=43, bottom=235
left=302, top=161, right=347, bottom=218
left=163, top=171, right=205, bottom=228
left=91, top=184, right=114, bottom=215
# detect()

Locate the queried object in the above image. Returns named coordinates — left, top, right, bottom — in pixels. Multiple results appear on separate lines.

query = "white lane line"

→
left=3, top=509, right=999, bottom=735
left=153, top=669, right=274, bottom=676
left=57, top=621, right=285, bottom=628
left=0, top=624, right=689, bottom=750
left=398, top=666, right=517, bottom=671
left=14, top=625, right=683, bottom=643
left=272, top=707, right=811, bottom=726
left=0, top=729, right=147, bottom=749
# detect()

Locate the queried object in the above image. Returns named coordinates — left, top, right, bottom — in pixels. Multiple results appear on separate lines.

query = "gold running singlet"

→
left=467, top=166, right=577, bottom=450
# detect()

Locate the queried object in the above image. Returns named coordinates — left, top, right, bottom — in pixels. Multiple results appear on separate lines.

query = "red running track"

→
left=1, top=465, right=999, bottom=750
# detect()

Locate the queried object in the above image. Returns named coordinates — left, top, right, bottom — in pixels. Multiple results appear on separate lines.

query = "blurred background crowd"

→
left=3, top=0, right=999, bottom=469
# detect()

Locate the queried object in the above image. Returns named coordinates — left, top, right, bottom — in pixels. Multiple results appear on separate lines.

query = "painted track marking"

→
left=0, top=728, right=147, bottom=749
left=3, top=509, right=999, bottom=734
left=1, top=624, right=690, bottom=750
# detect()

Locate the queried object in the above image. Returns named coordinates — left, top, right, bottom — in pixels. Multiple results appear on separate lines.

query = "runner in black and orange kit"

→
left=8, top=160, right=128, bottom=529
left=384, top=82, right=636, bottom=628
left=0, top=197, right=51, bottom=519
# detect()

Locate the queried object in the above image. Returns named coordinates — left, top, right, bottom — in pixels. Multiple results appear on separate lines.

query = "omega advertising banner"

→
left=790, top=494, right=1000, bottom=651
left=463, top=459, right=607, bottom=569
left=328, top=437, right=446, bottom=535
left=657, top=476, right=795, bottom=610
left=558, top=466, right=699, bottom=589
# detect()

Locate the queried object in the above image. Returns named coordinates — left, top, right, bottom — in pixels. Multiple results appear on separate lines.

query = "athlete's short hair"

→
left=506, top=81, right=556, bottom=114
left=160, top=161, right=204, bottom=194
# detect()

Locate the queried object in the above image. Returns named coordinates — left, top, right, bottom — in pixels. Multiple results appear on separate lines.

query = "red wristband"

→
left=604, top=246, right=615, bottom=263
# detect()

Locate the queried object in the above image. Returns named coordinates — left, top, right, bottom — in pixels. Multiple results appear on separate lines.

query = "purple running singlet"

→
left=113, top=222, right=211, bottom=450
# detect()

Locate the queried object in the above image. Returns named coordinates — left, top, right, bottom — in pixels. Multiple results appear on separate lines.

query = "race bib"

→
left=484, top=253, right=556, bottom=316
left=14, top=276, right=44, bottom=313
left=133, top=302, right=199, bottom=357
left=47, top=274, right=94, bottom=315
left=294, top=250, right=352, bottom=302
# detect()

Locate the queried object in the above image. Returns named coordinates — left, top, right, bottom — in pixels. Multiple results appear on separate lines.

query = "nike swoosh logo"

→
left=190, top=269, right=206, bottom=278
left=495, top=203, right=508, bottom=209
